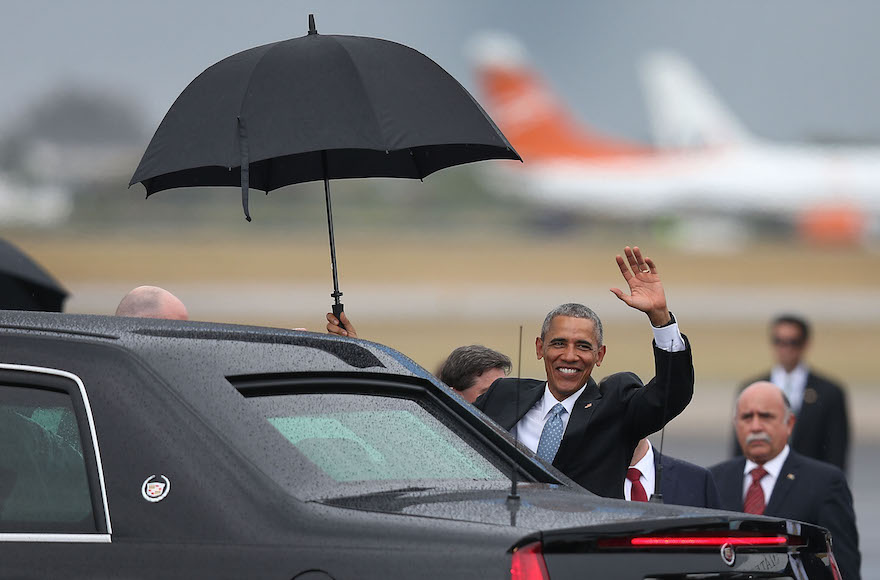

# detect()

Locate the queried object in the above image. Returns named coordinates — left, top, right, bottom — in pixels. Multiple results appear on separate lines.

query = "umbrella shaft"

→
left=322, top=154, right=342, bottom=305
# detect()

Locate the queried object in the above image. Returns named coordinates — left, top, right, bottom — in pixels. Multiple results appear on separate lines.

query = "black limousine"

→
left=0, top=311, right=838, bottom=578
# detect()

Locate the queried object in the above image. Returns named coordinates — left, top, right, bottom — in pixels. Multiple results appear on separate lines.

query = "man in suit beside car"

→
left=626, top=438, right=721, bottom=509
left=711, top=381, right=860, bottom=580
left=732, top=314, right=849, bottom=471
left=328, top=246, right=694, bottom=499
left=417, top=341, right=714, bottom=508
left=470, top=246, right=694, bottom=499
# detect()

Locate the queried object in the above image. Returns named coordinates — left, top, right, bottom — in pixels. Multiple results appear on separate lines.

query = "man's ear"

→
left=535, top=337, right=544, bottom=360
left=596, top=344, right=607, bottom=366
left=786, top=411, right=796, bottom=435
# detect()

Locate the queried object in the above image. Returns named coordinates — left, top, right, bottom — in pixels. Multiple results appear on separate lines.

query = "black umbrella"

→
left=130, top=15, right=520, bottom=316
left=0, top=238, right=68, bottom=312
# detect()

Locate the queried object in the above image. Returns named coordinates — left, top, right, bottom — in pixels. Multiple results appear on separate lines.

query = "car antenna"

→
left=649, top=338, right=673, bottom=504
left=506, top=325, right=523, bottom=522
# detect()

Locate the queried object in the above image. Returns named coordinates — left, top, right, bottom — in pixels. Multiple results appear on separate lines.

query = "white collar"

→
left=744, top=444, right=790, bottom=479
left=771, top=363, right=808, bottom=382
left=632, top=439, right=655, bottom=474
left=540, top=382, right=587, bottom=419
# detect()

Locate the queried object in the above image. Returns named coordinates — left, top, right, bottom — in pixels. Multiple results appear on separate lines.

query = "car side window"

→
left=0, top=384, right=94, bottom=530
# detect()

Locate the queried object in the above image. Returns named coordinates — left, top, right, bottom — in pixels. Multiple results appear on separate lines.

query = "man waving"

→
left=474, top=246, right=694, bottom=498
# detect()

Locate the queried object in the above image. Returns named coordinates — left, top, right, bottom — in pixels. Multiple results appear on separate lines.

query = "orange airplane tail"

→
left=474, top=36, right=650, bottom=163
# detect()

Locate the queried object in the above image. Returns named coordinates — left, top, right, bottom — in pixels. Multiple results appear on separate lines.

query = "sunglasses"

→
left=772, top=337, right=804, bottom=347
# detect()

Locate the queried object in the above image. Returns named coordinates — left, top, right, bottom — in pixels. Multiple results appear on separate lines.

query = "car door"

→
left=0, top=364, right=113, bottom=576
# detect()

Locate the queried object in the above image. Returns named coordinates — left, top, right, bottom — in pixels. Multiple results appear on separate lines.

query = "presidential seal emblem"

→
left=141, top=474, right=171, bottom=502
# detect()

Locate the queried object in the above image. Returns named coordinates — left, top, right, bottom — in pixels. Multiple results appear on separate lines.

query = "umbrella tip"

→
left=308, top=14, right=317, bottom=35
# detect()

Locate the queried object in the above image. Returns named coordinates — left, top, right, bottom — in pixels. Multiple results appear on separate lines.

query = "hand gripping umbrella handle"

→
left=332, top=302, right=344, bottom=318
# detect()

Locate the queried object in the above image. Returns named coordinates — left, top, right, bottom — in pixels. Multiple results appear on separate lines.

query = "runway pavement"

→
left=65, top=281, right=880, bottom=324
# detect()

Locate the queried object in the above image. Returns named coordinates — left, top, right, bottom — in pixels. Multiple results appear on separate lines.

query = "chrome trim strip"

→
left=0, top=533, right=111, bottom=543
left=0, top=363, right=113, bottom=535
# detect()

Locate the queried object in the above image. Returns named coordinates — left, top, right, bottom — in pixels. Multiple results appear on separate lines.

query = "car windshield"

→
left=246, top=392, right=515, bottom=496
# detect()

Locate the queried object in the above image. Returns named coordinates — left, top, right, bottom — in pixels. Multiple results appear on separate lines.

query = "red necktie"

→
left=743, top=466, right=768, bottom=514
left=627, top=467, right=648, bottom=502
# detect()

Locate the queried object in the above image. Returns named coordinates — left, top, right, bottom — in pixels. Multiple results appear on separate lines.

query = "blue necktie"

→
left=536, top=403, right=566, bottom=462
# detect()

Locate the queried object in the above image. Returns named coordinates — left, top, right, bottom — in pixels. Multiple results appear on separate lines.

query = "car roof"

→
left=0, top=309, right=430, bottom=381
left=1, top=309, right=545, bottom=504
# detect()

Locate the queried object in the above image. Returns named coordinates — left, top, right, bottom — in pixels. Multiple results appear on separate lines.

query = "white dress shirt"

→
left=513, top=319, right=686, bottom=453
left=625, top=440, right=656, bottom=500
left=652, top=319, right=686, bottom=353
left=513, top=383, right=586, bottom=453
left=742, top=444, right=790, bottom=504
left=770, top=364, right=808, bottom=414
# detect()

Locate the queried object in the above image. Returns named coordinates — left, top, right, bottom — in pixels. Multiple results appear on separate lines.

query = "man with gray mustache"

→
left=710, top=381, right=860, bottom=579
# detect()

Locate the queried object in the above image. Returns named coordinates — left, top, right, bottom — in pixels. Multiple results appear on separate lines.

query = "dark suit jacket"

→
left=653, top=453, right=721, bottom=509
left=475, top=338, right=693, bottom=499
left=732, top=370, right=849, bottom=471
left=710, top=451, right=860, bottom=580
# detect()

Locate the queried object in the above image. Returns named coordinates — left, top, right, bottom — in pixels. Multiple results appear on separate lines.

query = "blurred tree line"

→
left=0, top=84, right=544, bottom=236
left=1, top=84, right=668, bottom=241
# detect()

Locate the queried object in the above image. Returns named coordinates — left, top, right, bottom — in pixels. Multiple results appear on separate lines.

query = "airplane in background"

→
left=471, top=33, right=880, bottom=244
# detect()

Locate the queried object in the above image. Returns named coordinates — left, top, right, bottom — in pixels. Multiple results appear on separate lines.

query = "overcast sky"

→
left=2, top=1, right=878, bottom=144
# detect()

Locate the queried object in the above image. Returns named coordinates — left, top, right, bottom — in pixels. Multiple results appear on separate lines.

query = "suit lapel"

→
left=654, top=453, right=677, bottom=502
left=496, top=379, right=544, bottom=430
left=719, top=459, right=747, bottom=510
left=765, top=453, right=799, bottom=514
left=792, top=373, right=820, bottom=440
left=553, top=378, right=602, bottom=465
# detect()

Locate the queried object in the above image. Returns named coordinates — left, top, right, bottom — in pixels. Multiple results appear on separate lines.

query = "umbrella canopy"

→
left=130, top=15, right=520, bottom=314
left=130, top=16, right=520, bottom=214
left=0, top=238, right=68, bottom=312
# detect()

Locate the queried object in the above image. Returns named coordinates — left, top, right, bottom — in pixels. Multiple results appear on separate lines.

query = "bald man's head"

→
left=734, top=381, right=795, bottom=464
left=115, top=286, right=188, bottom=320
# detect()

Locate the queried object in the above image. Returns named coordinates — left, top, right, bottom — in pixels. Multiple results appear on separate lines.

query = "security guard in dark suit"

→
left=732, top=314, right=849, bottom=471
